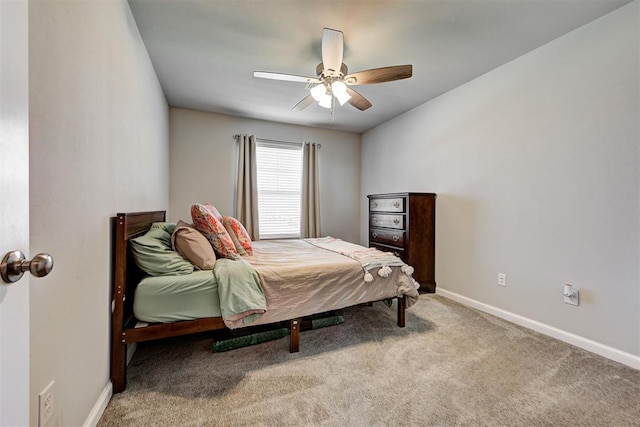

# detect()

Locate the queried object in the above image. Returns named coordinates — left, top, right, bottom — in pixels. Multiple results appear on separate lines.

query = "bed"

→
left=111, top=210, right=419, bottom=393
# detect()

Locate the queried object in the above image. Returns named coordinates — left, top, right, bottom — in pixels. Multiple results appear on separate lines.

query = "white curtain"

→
left=235, top=134, right=259, bottom=240
left=301, top=142, right=320, bottom=238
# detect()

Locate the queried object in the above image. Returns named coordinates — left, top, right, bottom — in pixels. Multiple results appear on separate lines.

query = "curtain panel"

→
left=235, top=133, right=260, bottom=240
left=301, top=142, right=320, bottom=238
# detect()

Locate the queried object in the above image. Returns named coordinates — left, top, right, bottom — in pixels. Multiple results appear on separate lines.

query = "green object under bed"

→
left=213, top=313, right=344, bottom=352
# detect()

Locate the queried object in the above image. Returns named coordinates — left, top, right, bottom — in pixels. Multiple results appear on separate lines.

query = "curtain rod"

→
left=233, top=134, right=321, bottom=149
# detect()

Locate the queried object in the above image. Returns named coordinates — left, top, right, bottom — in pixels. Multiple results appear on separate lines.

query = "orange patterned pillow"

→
left=223, top=221, right=247, bottom=256
left=191, top=204, right=239, bottom=260
left=202, top=202, right=223, bottom=221
left=222, top=216, right=253, bottom=256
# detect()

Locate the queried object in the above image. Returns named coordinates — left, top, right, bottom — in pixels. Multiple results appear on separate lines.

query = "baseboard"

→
left=82, top=345, right=134, bottom=425
left=436, top=288, right=640, bottom=370
left=82, top=382, right=112, bottom=427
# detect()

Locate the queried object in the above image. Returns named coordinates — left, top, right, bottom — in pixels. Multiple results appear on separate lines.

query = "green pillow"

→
left=130, top=222, right=193, bottom=276
left=149, top=221, right=176, bottom=235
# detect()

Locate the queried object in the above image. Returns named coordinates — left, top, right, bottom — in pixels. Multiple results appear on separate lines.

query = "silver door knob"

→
left=1, top=251, right=54, bottom=284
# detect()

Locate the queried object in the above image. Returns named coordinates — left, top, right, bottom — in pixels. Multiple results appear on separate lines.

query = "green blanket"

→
left=214, top=258, right=266, bottom=328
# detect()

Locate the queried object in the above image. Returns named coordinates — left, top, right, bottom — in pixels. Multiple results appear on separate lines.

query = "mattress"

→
left=133, top=270, right=221, bottom=323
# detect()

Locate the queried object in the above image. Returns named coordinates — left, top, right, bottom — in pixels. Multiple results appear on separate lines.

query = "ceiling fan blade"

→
left=253, top=71, right=319, bottom=84
left=344, top=65, right=413, bottom=85
left=346, top=88, right=372, bottom=111
left=321, top=28, right=344, bottom=76
left=292, top=94, right=315, bottom=111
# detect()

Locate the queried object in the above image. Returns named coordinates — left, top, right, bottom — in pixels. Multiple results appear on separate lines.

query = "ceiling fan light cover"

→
left=318, top=97, right=332, bottom=109
left=310, top=84, right=328, bottom=101
left=335, top=92, right=351, bottom=106
left=331, top=81, right=351, bottom=105
left=331, top=81, right=347, bottom=95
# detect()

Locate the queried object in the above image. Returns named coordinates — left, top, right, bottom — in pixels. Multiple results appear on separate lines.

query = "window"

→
left=255, top=141, right=303, bottom=239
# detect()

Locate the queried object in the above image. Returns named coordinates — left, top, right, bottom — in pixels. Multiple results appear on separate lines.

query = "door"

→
left=0, top=0, right=30, bottom=425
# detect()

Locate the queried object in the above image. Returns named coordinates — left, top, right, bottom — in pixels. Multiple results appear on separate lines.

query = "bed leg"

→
left=111, top=341, right=127, bottom=393
left=397, top=296, right=406, bottom=328
left=289, top=318, right=300, bottom=353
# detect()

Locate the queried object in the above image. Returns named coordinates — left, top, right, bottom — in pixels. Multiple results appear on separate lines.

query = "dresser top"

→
left=367, top=192, right=437, bottom=199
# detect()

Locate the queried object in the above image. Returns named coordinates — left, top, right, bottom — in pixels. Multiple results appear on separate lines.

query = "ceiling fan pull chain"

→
left=331, top=96, right=336, bottom=122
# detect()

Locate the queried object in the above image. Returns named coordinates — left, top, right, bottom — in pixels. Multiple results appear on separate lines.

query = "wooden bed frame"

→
left=111, top=210, right=406, bottom=393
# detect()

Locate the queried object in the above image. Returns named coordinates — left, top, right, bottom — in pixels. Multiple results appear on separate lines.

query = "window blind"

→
left=255, top=140, right=303, bottom=239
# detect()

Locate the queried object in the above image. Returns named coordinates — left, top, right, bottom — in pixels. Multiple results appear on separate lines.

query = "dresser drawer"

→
left=371, top=243, right=406, bottom=261
left=370, top=213, right=405, bottom=230
left=370, top=228, right=405, bottom=247
left=369, top=197, right=405, bottom=213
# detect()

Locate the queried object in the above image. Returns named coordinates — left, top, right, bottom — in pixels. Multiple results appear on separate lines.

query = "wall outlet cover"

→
left=38, top=380, right=55, bottom=427
left=564, top=285, right=580, bottom=306
left=497, top=273, right=507, bottom=287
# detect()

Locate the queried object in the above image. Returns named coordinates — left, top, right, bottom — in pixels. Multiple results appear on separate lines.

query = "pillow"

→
left=203, top=202, right=223, bottom=221
left=191, top=203, right=239, bottom=260
left=172, top=220, right=217, bottom=270
left=224, top=225, right=247, bottom=256
left=149, top=221, right=176, bottom=235
left=222, top=217, right=247, bottom=256
left=130, top=222, right=194, bottom=276
left=222, top=216, right=253, bottom=256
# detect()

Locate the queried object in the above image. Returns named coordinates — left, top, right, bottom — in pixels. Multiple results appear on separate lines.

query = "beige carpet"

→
left=99, top=295, right=640, bottom=426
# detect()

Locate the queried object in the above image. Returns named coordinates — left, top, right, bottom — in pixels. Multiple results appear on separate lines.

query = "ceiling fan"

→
left=253, top=28, right=412, bottom=112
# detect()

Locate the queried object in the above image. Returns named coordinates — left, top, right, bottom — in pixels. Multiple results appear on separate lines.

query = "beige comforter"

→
left=225, top=239, right=419, bottom=329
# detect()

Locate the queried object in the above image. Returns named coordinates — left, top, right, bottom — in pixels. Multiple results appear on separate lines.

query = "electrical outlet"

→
left=497, top=273, right=507, bottom=287
left=563, top=284, right=580, bottom=306
left=38, top=381, right=55, bottom=427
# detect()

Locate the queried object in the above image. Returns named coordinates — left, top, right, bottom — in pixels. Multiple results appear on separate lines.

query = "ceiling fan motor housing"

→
left=316, top=62, right=348, bottom=79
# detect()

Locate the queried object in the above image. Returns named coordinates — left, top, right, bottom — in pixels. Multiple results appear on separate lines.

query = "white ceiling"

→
left=128, top=0, right=631, bottom=134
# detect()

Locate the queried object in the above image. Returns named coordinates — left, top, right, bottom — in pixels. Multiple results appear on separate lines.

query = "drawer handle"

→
left=372, top=201, right=378, bottom=208
left=393, top=201, right=400, bottom=208
left=393, top=218, right=400, bottom=225
left=392, top=235, right=399, bottom=243
left=372, top=232, right=378, bottom=238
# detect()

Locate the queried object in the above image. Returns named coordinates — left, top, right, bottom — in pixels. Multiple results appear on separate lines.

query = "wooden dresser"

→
left=367, top=192, right=436, bottom=292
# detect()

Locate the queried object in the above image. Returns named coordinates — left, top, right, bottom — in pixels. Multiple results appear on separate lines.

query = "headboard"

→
left=111, top=211, right=165, bottom=392
left=112, top=210, right=166, bottom=331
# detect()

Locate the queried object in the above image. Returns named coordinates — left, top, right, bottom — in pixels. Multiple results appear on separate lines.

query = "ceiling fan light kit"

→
left=310, top=80, right=351, bottom=109
left=254, top=27, right=413, bottom=114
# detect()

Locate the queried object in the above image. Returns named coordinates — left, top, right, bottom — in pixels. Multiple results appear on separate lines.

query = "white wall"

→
left=361, top=1, right=639, bottom=356
left=29, top=1, right=169, bottom=425
left=170, top=108, right=362, bottom=243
